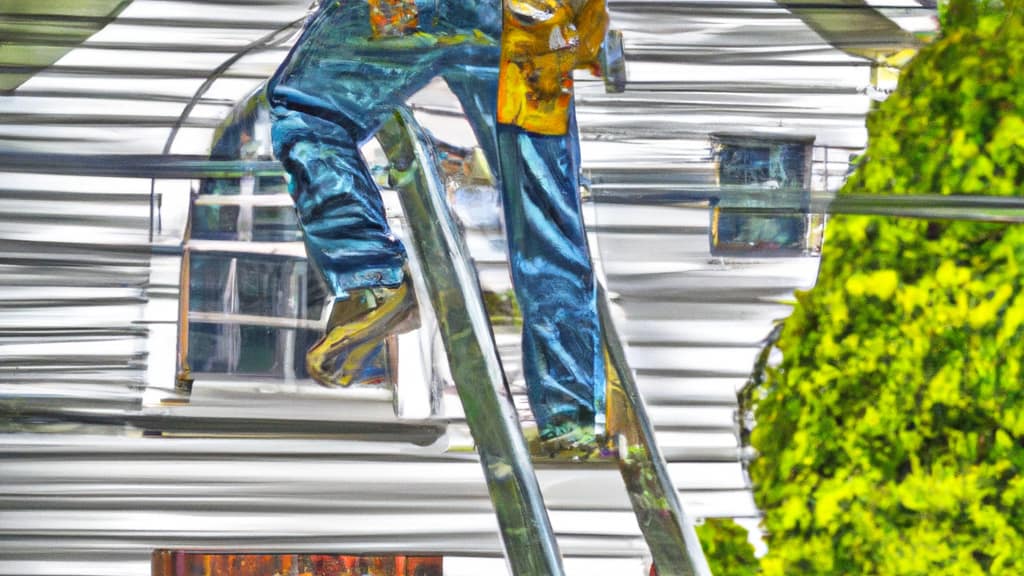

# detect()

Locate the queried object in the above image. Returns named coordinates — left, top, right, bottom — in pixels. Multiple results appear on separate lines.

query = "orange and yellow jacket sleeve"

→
left=572, top=0, right=609, bottom=70
left=497, top=0, right=609, bottom=135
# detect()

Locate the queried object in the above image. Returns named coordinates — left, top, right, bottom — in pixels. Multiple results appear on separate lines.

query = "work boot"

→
left=306, top=276, right=418, bottom=387
left=528, top=418, right=616, bottom=462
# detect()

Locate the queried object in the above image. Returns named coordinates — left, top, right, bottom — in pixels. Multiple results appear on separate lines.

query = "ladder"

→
left=377, top=108, right=712, bottom=576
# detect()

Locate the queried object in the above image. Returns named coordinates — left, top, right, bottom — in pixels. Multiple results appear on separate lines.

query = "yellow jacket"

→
left=498, top=0, right=609, bottom=135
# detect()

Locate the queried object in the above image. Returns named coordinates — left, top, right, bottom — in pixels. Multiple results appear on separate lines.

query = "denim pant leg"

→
left=497, top=123, right=606, bottom=432
left=270, top=107, right=407, bottom=299
left=266, top=1, right=456, bottom=299
left=444, top=64, right=501, bottom=176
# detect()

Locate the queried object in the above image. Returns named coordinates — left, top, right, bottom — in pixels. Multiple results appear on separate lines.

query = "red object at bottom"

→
left=152, top=551, right=442, bottom=576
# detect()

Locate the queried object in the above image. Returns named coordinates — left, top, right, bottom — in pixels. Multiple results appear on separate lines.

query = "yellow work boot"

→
left=306, top=277, right=418, bottom=388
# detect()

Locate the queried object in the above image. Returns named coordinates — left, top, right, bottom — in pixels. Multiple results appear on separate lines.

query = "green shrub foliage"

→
left=695, top=519, right=759, bottom=576
left=747, top=5, right=1024, bottom=575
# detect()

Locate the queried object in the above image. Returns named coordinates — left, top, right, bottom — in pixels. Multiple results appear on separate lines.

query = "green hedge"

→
left=744, top=3, right=1024, bottom=575
left=695, top=519, right=759, bottom=576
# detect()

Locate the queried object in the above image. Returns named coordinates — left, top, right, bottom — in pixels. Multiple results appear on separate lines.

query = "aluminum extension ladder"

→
left=377, top=108, right=712, bottom=576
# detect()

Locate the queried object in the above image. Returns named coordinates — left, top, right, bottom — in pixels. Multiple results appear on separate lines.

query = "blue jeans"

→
left=267, top=0, right=604, bottom=431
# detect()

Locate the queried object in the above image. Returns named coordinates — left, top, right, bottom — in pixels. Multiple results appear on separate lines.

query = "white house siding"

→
left=0, top=0, right=928, bottom=574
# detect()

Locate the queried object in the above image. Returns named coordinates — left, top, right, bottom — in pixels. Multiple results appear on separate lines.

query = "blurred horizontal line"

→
left=188, top=311, right=320, bottom=330
left=194, top=193, right=293, bottom=207
left=0, top=114, right=223, bottom=128
left=1, top=13, right=293, bottom=30
left=4, top=409, right=448, bottom=445
left=0, top=153, right=283, bottom=178
left=616, top=81, right=863, bottom=94
left=622, top=54, right=871, bottom=66
left=186, top=239, right=306, bottom=258
left=0, top=296, right=147, bottom=309
left=14, top=89, right=235, bottom=106
left=2, top=64, right=269, bottom=80
left=614, top=0, right=932, bottom=10
left=2, top=38, right=288, bottom=54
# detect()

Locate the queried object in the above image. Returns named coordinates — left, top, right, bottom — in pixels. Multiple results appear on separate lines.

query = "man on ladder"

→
left=267, top=0, right=609, bottom=446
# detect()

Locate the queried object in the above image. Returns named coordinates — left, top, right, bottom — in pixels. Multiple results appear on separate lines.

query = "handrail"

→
left=376, top=108, right=567, bottom=576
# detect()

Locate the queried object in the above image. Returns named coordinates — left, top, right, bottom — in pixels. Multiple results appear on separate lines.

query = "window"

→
left=710, top=134, right=815, bottom=257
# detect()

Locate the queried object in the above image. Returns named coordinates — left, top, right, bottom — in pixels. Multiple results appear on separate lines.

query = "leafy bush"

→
left=746, top=3, right=1024, bottom=575
left=695, top=519, right=759, bottom=576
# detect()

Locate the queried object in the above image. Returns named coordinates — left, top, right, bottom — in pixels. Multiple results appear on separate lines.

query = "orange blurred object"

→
left=368, top=0, right=419, bottom=38
left=151, top=551, right=442, bottom=576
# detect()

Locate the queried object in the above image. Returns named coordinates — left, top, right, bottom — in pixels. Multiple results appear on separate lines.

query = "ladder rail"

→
left=600, top=287, right=714, bottom=576
left=377, top=108, right=567, bottom=576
